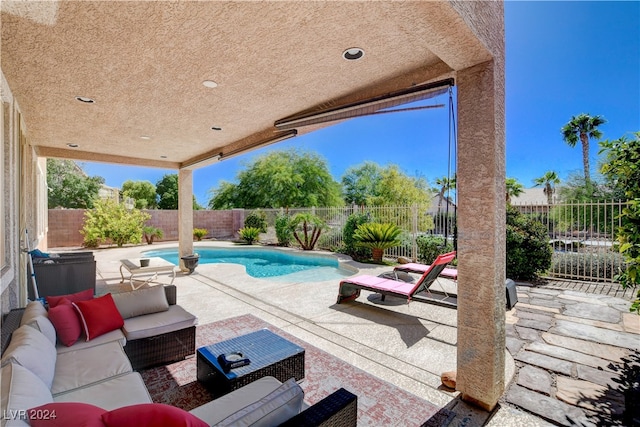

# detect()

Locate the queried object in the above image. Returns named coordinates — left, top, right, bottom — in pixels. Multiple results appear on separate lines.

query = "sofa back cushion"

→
left=20, top=301, right=47, bottom=325
left=0, top=325, right=57, bottom=388
left=26, top=316, right=57, bottom=347
left=1, top=362, right=54, bottom=427
left=73, top=294, right=124, bottom=341
left=111, top=286, right=170, bottom=320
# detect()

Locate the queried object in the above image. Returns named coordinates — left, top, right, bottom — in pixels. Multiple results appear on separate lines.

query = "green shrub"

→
left=244, top=210, right=268, bottom=233
left=239, top=227, right=261, bottom=244
left=506, top=205, right=553, bottom=280
left=342, top=213, right=371, bottom=261
left=275, top=214, right=293, bottom=247
left=353, top=222, right=402, bottom=262
left=551, top=251, right=626, bottom=282
left=81, top=199, right=150, bottom=247
left=193, top=228, right=208, bottom=241
left=142, top=226, right=163, bottom=245
left=317, top=226, right=342, bottom=251
left=416, top=235, right=454, bottom=264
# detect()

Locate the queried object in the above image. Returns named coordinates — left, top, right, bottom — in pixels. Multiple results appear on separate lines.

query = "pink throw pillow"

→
left=47, top=289, right=94, bottom=308
left=29, top=402, right=106, bottom=427
left=47, top=298, right=82, bottom=346
left=101, top=404, right=208, bottom=427
left=73, top=294, right=124, bottom=341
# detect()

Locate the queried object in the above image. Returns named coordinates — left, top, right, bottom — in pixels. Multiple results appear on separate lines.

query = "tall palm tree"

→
left=533, top=171, right=561, bottom=205
left=506, top=177, right=524, bottom=204
left=561, top=113, right=606, bottom=183
left=433, top=176, right=456, bottom=215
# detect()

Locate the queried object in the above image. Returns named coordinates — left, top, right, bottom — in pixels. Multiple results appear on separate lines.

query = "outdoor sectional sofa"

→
left=0, top=285, right=357, bottom=426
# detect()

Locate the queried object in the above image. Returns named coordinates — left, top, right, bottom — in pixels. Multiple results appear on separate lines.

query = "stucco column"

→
left=178, top=169, right=194, bottom=271
left=456, top=59, right=506, bottom=411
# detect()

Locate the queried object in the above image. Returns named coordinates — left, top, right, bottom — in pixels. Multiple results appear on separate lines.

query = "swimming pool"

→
left=142, top=247, right=354, bottom=281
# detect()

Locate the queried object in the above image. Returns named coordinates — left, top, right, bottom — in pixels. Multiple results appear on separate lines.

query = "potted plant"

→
left=142, top=226, right=164, bottom=245
left=353, top=222, right=402, bottom=263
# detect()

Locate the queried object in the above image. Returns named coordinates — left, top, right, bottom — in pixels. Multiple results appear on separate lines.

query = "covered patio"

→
left=2, top=1, right=505, bottom=411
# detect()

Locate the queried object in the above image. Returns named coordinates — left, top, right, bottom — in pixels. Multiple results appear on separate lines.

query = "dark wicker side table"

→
left=197, top=328, right=305, bottom=397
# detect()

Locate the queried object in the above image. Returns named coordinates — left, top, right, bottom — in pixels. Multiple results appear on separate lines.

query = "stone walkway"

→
left=504, top=282, right=639, bottom=426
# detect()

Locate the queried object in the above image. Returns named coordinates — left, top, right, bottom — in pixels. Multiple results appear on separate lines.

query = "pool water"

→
left=142, top=247, right=353, bottom=281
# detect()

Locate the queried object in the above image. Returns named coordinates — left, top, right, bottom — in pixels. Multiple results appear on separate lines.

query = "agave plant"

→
left=239, top=227, right=261, bottom=245
left=353, top=222, right=402, bottom=263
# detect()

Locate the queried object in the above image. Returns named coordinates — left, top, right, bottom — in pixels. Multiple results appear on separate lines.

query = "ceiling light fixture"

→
left=75, top=96, right=95, bottom=103
left=275, top=78, right=454, bottom=130
left=202, top=80, right=218, bottom=88
left=342, top=48, right=364, bottom=61
left=221, top=130, right=297, bottom=160
left=160, top=155, right=167, bottom=159
left=211, top=126, right=222, bottom=131
left=140, top=135, right=151, bottom=140
left=66, top=143, right=79, bottom=148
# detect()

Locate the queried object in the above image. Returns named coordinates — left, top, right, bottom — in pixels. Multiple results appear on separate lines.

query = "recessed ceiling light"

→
left=67, top=143, right=79, bottom=148
left=75, top=96, right=95, bottom=103
left=140, top=135, right=151, bottom=140
left=342, top=47, right=364, bottom=61
left=202, top=80, right=218, bottom=88
left=211, top=126, right=222, bottom=131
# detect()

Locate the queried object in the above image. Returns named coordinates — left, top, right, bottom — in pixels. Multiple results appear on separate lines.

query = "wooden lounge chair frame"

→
left=337, top=251, right=457, bottom=306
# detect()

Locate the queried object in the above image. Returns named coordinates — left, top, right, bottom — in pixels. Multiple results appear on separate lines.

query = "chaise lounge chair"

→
left=337, top=251, right=456, bottom=305
left=394, top=261, right=458, bottom=280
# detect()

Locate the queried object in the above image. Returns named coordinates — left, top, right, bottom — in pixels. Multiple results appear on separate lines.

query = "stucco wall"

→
left=48, top=209, right=243, bottom=248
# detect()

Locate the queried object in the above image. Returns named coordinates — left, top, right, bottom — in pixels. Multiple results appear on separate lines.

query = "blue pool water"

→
left=142, top=247, right=353, bottom=281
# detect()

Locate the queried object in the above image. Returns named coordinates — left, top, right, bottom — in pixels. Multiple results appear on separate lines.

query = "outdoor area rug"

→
left=140, top=314, right=455, bottom=426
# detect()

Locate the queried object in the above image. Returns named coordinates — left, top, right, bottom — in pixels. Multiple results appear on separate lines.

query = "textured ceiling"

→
left=1, top=1, right=493, bottom=169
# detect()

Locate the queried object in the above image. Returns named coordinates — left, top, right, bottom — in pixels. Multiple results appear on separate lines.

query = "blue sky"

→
left=83, top=1, right=640, bottom=206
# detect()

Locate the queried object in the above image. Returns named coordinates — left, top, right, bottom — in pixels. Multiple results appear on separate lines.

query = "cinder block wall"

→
left=48, top=209, right=240, bottom=248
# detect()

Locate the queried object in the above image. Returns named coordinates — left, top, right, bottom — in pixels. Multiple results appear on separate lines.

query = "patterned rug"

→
left=139, top=314, right=454, bottom=426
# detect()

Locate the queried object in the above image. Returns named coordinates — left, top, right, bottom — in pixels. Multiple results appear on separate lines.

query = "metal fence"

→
left=248, top=200, right=627, bottom=283
left=511, top=200, right=626, bottom=282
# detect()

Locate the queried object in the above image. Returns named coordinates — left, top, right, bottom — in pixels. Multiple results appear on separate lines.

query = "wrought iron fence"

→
left=511, top=200, right=626, bottom=282
left=247, top=200, right=627, bottom=282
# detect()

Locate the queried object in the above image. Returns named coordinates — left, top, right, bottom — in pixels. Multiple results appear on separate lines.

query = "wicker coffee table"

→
left=197, top=329, right=305, bottom=396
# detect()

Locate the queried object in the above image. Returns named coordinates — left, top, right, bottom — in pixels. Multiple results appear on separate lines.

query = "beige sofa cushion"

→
left=112, top=286, right=169, bottom=319
left=20, top=301, right=47, bottom=325
left=190, top=376, right=300, bottom=426
left=56, top=328, right=126, bottom=354
left=1, top=362, right=53, bottom=427
left=26, top=315, right=57, bottom=346
left=0, top=325, right=57, bottom=389
left=122, top=305, right=197, bottom=341
left=51, top=341, right=132, bottom=395
left=53, top=372, right=153, bottom=410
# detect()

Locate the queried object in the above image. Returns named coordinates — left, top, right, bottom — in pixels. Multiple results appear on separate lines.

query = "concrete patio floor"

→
left=88, top=241, right=637, bottom=426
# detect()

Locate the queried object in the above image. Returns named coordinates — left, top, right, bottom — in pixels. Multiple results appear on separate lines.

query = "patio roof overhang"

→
left=1, top=1, right=492, bottom=168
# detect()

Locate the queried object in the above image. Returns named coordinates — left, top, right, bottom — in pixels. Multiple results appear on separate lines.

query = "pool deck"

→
left=87, top=241, right=637, bottom=426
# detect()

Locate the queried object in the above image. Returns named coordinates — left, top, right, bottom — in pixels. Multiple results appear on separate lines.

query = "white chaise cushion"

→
left=122, top=305, right=197, bottom=341
left=53, top=372, right=153, bottom=410
left=1, top=362, right=54, bottom=427
left=0, top=325, right=57, bottom=388
left=51, top=341, right=132, bottom=395
left=189, top=376, right=303, bottom=426
left=112, top=285, right=169, bottom=319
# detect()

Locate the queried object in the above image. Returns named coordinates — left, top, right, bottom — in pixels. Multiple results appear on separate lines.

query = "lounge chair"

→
left=394, top=261, right=458, bottom=280
left=337, top=251, right=457, bottom=304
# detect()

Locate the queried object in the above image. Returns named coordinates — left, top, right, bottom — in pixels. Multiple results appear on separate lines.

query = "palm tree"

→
left=433, top=176, right=456, bottom=215
left=561, top=113, right=606, bottom=183
left=506, top=177, right=524, bottom=204
left=353, top=222, right=402, bottom=263
left=533, top=171, right=561, bottom=205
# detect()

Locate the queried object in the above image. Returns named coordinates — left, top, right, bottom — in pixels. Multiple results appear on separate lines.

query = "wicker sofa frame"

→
left=2, top=307, right=358, bottom=427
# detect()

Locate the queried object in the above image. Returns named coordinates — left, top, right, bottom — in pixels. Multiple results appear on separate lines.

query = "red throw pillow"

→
left=29, top=402, right=106, bottom=427
left=101, top=404, right=208, bottom=427
left=47, top=289, right=94, bottom=308
left=73, top=294, right=124, bottom=341
left=47, top=298, right=82, bottom=346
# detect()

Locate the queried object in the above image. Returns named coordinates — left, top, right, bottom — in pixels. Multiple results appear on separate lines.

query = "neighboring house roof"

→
left=427, top=193, right=456, bottom=214
left=511, top=187, right=558, bottom=205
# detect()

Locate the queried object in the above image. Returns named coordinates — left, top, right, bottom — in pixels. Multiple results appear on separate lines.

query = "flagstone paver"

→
left=503, top=283, right=638, bottom=426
